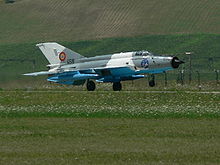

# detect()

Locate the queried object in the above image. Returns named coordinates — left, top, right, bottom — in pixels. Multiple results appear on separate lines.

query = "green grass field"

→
left=0, top=0, right=219, bottom=43
left=0, top=91, right=220, bottom=164
left=0, top=1, right=220, bottom=163
left=0, top=91, right=219, bottom=118
left=1, top=118, right=220, bottom=165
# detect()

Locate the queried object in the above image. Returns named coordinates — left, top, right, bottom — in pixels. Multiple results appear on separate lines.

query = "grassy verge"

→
left=0, top=118, right=220, bottom=165
left=0, top=91, right=219, bottom=164
left=0, top=91, right=219, bottom=118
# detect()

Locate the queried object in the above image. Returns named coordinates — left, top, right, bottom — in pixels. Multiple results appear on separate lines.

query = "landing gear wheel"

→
left=86, top=81, right=96, bottom=91
left=149, top=80, right=155, bottom=87
left=113, top=82, right=122, bottom=91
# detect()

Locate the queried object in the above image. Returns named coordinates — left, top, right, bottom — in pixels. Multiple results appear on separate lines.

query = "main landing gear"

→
left=86, top=80, right=122, bottom=91
left=86, top=80, right=96, bottom=91
left=113, top=82, right=122, bottom=91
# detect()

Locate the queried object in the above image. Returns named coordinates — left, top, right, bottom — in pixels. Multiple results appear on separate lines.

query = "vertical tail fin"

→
left=36, top=42, right=84, bottom=65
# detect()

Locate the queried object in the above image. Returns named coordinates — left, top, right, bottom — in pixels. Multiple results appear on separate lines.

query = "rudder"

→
left=36, top=42, right=84, bottom=65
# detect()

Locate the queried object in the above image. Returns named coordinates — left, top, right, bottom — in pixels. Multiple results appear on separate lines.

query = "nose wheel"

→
left=149, top=80, right=155, bottom=87
left=148, top=74, right=156, bottom=87
left=86, top=80, right=96, bottom=91
left=113, top=82, right=122, bottom=91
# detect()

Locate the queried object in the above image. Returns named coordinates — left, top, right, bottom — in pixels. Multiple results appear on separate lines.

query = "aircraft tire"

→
left=113, top=82, right=122, bottom=91
left=149, top=80, right=155, bottom=87
left=86, top=81, right=96, bottom=91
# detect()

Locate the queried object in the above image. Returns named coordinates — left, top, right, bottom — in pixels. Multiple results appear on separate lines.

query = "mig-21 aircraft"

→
left=24, top=43, right=184, bottom=91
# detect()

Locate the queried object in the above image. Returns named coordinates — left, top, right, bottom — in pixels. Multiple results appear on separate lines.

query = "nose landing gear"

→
left=113, top=82, right=122, bottom=91
left=148, top=74, right=156, bottom=87
left=149, top=80, right=155, bottom=87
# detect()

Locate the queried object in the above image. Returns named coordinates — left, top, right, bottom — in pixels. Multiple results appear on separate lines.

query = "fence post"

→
left=32, top=60, right=36, bottom=71
left=186, top=52, right=193, bottom=84
left=180, top=70, right=184, bottom=85
left=196, top=71, right=201, bottom=90
left=164, top=71, right=167, bottom=87
left=215, top=70, right=219, bottom=85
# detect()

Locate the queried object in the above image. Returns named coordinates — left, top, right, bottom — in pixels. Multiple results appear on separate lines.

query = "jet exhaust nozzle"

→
left=171, top=57, right=184, bottom=68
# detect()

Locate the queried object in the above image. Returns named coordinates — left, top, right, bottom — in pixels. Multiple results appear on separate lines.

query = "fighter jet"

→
left=24, top=42, right=184, bottom=91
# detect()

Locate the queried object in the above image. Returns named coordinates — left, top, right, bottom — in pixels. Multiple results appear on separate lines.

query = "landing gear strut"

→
left=113, top=82, right=122, bottom=91
left=86, top=80, right=96, bottom=91
left=149, top=74, right=156, bottom=87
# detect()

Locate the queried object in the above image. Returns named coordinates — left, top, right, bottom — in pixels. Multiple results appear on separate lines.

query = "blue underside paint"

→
left=136, top=67, right=173, bottom=74
left=109, top=67, right=135, bottom=76
left=47, top=71, right=99, bottom=85
left=47, top=67, right=173, bottom=85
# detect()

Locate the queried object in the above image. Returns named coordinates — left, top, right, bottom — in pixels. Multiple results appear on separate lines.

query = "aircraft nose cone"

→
left=171, top=57, right=184, bottom=68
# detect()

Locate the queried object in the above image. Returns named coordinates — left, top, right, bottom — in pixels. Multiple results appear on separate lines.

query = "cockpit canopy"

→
left=134, top=50, right=152, bottom=56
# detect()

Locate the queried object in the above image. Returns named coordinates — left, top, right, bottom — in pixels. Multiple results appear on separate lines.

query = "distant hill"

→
left=0, top=1, right=219, bottom=88
left=0, top=0, right=219, bottom=43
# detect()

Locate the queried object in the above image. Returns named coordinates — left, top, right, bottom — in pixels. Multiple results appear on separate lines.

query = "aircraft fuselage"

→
left=24, top=43, right=184, bottom=90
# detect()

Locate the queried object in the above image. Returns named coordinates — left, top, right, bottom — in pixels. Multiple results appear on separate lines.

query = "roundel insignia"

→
left=59, top=52, right=66, bottom=61
left=141, top=58, right=149, bottom=68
